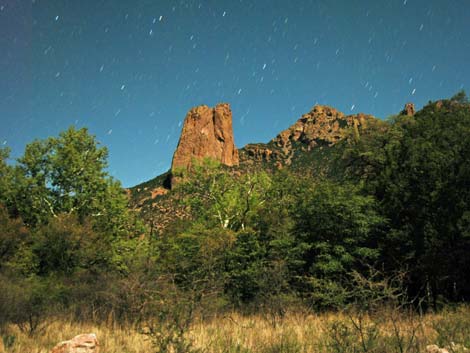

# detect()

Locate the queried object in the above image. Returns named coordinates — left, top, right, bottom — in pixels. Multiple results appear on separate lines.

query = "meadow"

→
left=2, top=306, right=469, bottom=353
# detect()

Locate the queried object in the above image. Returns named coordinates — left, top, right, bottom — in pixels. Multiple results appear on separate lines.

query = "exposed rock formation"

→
left=242, top=145, right=278, bottom=162
left=151, top=187, right=168, bottom=199
left=277, top=105, right=374, bottom=146
left=170, top=103, right=239, bottom=187
left=130, top=102, right=386, bottom=230
left=426, top=345, right=450, bottom=353
left=171, top=103, right=239, bottom=181
left=240, top=105, right=375, bottom=169
left=401, top=102, right=416, bottom=116
left=50, top=333, right=99, bottom=353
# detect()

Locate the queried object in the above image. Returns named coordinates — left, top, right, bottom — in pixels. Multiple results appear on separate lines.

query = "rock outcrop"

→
left=401, top=102, right=416, bottom=116
left=50, top=333, right=99, bottom=353
left=274, top=105, right=371, bottom=148
left=240, top=105, right=375, bottom=169
left=151, top=187, right=168, bottom=199
left=130, top=102, right=387, bottom=230
left=171, top=103, right=239, bottom=185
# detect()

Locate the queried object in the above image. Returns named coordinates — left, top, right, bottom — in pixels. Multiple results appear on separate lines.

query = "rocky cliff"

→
left=171, top=103, right=239, bottom=171
left=130, top=102, right=413, bottom=228
left=239, top=104, right=376, bottom=170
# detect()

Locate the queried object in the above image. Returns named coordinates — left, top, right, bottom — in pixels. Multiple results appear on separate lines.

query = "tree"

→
left=0, top=206, right=29, bottom=270
left=340, top=94, right=470, bottom=306
left=293, top=182, right=385, bottom=308
left=15, top=127, right=108, bottom=223
left=9, top=126, right=140, bottom=237
left=30, top=215, right=113, bottom=276
left=0, top=275, right=66, bottom=335
left=0, top=147, right=22, bottom=216
left=176, top=159, right=272, bottom=231
left=380, top=98, right=470, bottom=305
left=0, top=147, right=12, bottom=203
left=451, top=90, right=469, bottom=104
left=156, top=224, right=235, bottom=316
left=225, top=229, right=267, bottom=305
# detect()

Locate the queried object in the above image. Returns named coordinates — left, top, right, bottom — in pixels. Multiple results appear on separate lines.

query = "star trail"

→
left=1, top=0, right=469, bottom=186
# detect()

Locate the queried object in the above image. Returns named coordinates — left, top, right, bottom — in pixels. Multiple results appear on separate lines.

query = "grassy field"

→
left=2, top=306, right=469, bottom=353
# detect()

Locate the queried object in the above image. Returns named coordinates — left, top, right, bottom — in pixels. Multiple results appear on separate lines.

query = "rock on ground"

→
left=50, top=333, right=99, bottom=353
left=426, top=345, right=450, bottom=353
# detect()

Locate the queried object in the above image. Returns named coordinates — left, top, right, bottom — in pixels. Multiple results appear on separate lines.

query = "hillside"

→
left=129, top=101, right=412, bottom=229
left=1, top=93, right=469, bottom=353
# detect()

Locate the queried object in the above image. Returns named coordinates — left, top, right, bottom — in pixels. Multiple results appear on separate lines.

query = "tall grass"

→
left=2, top=306, right=469, bottom=353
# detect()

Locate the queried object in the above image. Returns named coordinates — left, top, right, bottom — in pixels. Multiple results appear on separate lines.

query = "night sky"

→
left=1, top=0, right=469, bottom=187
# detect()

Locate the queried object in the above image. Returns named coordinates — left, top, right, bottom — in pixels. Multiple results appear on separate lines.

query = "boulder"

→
left=426, top=345, right=450, bottom=353
left=50, top=333, right=99, bottom=353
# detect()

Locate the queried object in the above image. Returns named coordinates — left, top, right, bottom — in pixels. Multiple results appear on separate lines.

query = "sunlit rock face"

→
left=401, top=102, right=416, bottom=116
left=240, top=104, right=376, bottom=169
left=171, top=103, right=239, bottom=186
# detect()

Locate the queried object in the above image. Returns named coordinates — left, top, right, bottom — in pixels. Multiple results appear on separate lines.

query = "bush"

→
left=1, top=275, right=66, bottom=335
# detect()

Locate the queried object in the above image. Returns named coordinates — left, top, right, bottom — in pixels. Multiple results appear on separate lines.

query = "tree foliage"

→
left=0, top=93, right=469, bottom=331
left=175, top=159, right=271, bottom=231
left=342, top=94, right=470, bottom=305
left=6, top=127, right=134, bottom=233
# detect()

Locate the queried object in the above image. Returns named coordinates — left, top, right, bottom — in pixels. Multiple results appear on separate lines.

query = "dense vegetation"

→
left=0, top=93, right=469, bottom=351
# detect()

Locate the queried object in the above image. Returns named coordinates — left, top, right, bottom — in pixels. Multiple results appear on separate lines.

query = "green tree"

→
left=176, top=159, right=272, bottom=231
left=10, top=126, right=141, bottom=237
left=31, top=215, right=112, bottom=276
left=15, top=127, right=109, bottom=223
left=0, top=275, right=66, bottom=335
left=341, top=94, right=470, bottom=305
left=225, top=229, right=267, bottom=305
left=380, top=98, right=470, bottom=305
left=156, top=225, right=234, bottom=315
left=0, top=147, right=13, bottom=206
left=293, top=182, right=385, bottom=308
left=450, top=90, right=469, bottom=104
left=13, top=139, right=54, bottom=225
left=0, top=206, right=29, bottom=270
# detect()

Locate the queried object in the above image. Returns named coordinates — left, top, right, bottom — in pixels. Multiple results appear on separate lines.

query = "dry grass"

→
left=2, top=320, right=152, bottom=353
left=2, top=307, right=469, bottom=353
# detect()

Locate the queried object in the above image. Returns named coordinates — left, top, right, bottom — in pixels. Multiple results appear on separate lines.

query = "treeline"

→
left=0, top=128, right=147, bottom=332
left=0, top=93, right=469, bottom=334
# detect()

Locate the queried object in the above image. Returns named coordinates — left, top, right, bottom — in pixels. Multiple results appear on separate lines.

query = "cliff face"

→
left=171, top=103, right=239, bottom=174
left=240, top=105, right=376, bottom=169
left=130, top=101, right=415, bottom=230
left=274, top=105, right=373, bottom=149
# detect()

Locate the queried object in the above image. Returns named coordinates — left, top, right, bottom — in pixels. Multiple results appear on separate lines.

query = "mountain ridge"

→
left=128, top=101, right=415, bottom=225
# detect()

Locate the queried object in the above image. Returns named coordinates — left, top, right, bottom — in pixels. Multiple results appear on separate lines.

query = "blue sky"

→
left=1, top=0, right=469, bottom=186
